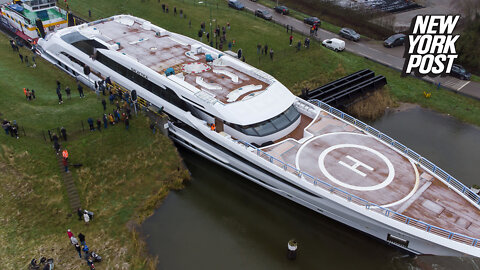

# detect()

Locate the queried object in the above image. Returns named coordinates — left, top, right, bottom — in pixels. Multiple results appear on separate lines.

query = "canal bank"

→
left=142, top=105, right=480, bottom=269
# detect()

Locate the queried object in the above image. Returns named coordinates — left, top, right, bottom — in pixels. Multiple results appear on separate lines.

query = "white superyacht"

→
left=37, top=15, right=480, bottom=257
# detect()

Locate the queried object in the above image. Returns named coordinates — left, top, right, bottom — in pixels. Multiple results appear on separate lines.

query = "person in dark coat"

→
left=11, top=124, right=19, bottom=139
left=19, top=53, right=23, bottom=63
left=264, top=44, right=268, bottom=55
left=61, top=127, right=67, bottom=141
left=101, top=99, right=107, bottom=111
left=78, top=233, right=86, bottom=245
left=96, top=119, right=101, bottom=131
left=65, top=86, right=71, bottom=99
left=77, top=83, right=85, bottom=98
left=54, top=141, right=61, bottom=153
left=87, top=118, right=94, bottom=131
left=75, top=243, right=82, bottom=258
left=77, top=207, right=83, bottom=220
left=2, top=120, right=9, bottom=135
left=56, top=87, right=63, bottom=104
left=125, top=117, right=130, bottom=130
left=31, top=89, right=36, bottom=100
left=103, top=114, right=108, bottom=129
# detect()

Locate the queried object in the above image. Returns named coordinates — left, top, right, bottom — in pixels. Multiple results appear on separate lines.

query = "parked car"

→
left=322, top=38, right=345, bottom=52
left=450, top=64, right=471, bottom=80
left=274, top=5, right=289, bottom=15
left=383, top=33, right=406, bottom=48
left=255, top=9, right=273, bottom=20
left=339, top=28, right=360, bottom=42
left=228, top=0, right=244, bottom=10
left=304, top=16, right=321, bottom=26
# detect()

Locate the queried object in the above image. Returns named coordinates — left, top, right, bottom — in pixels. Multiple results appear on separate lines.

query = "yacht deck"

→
left=260, top=109, right=480, bottom=240
left=91, top=19, right=269, bottom=104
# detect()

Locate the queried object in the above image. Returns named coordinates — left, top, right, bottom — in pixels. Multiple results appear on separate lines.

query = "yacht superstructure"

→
left=37, top=15, right=480, bottom=257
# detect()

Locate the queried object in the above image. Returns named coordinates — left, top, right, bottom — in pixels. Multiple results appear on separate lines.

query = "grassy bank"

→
left=0, top=34, right=189, bottom=269
left=63, top=0, right=480, bottom=126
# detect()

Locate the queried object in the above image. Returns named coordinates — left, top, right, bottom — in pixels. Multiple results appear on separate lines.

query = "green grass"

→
left=60, top=0, right=480, bottom=126
left=471, top=75, right=480, bottom=83
left=0, top=34, right=188, bottom=269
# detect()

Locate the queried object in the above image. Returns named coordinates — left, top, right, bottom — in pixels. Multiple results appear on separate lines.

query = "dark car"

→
left=339, top=28, right=360, bottom=42
left=255, top=9, right=273, bottom=20
left=274, top=5, right=289, bottom=15
left=450, top=64, right=471, bottom=80
left=304, top=16, right=321, bottom=26
left=383, top=33, right=406, bottom=48
left=228, top=0, right=244, bottom=10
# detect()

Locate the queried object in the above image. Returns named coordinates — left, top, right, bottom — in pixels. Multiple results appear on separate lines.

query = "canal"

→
left=142, top=105, right=480, bottom=270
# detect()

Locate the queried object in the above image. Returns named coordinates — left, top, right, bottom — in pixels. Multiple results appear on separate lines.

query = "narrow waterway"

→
left=142, top=105, right=480, bottom=270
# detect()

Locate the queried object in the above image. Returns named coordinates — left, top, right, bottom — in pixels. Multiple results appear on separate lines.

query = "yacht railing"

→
left=233, top=99, right=480, bottom=248
left=309, top=99, right=480, bottom=206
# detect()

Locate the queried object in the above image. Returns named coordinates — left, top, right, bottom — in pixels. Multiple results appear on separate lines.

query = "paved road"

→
left=241, top=1, right=480, bottom=100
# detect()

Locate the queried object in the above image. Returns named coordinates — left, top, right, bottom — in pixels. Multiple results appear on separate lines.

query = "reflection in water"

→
left=142, top=106, right=480, bottom=270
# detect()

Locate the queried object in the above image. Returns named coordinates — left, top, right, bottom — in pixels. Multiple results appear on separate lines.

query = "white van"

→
left=322, top=38, right=345, bottom=52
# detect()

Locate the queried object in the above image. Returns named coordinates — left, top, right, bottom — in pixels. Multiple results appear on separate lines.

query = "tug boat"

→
left=0, top=0, right=68, bottom=45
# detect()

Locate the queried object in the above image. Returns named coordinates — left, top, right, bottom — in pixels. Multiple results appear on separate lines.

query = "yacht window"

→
left=242, top=127, right=258, bottom=136
left=228, top=105, right=300, bottom=137
left=253, top=121, right=276, bottom=136
left=284, top=105, right=300, bottom=121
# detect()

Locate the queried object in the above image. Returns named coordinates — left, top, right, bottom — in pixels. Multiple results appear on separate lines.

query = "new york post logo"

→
left=402, top=15, right=460, bottom=77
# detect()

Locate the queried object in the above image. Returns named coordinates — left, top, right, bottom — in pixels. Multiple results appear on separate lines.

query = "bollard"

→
left=287, top=239, right=298, bottom=260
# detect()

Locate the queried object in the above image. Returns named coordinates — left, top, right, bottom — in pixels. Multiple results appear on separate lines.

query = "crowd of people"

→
left=2, top=119, right=20, bottom=139
left=11, top=39, right=37, bottom=68
left=88, top=80, right=135, bottom=132
left=67, top=227, right=101, bottom=269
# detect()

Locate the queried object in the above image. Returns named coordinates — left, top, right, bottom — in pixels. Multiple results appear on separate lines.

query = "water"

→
left=142, top=106, right=480, bottom=270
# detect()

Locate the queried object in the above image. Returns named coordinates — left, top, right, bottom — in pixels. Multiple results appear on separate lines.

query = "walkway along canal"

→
left=142, top=105, right=480, bottom=269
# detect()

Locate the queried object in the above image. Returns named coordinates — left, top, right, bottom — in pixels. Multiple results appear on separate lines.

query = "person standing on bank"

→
left=77, top=83, right=84, bottom=98
left=96, top=119, right=101, bottom=131
left=270, top=49, right=274, bottom=61
left=78, top=233, right=86, bottom=245
left=65, top=86, right=71, bottom=99
left=18, top=53, right=23, bottom=63
left=31, top=89, right=36, bottom=100
left=101, top=99, right=106, bottom=111
left=87, top=118, right=94, bottom=131
left=67, top=229, right=73, bottom=239
left=56, top=86, right=63, bottom=104
left=103, top=114, right=108, bottom=129
left=84, top=211, right=90, bottom=225
left=125, top=117, right=130, bottom=130
left=75, top=243, right=82, bottom=258
left=61, top=127, right=67, bottom=141
left=63, top=156, right=69, bottom=172
left=77, top=207, right=83, bottom=221
left=289, top=35, right=293, bottom=46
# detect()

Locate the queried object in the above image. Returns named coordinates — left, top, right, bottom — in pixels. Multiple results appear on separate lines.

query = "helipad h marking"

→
left=339, top=155, right=374, bottom=177
left=318, top=144, right=395, bottom=191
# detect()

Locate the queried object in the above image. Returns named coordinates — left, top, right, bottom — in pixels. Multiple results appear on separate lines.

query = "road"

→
left=241, top=1, right=480, bottom=100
